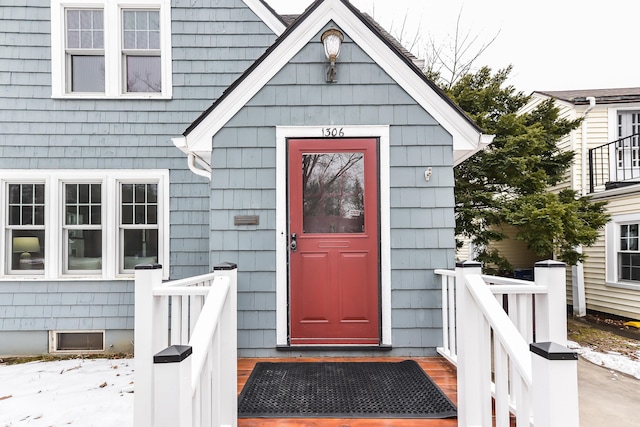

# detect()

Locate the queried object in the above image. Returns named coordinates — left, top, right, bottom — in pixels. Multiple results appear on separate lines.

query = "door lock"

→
left=290, top=233, right=297, bottom=252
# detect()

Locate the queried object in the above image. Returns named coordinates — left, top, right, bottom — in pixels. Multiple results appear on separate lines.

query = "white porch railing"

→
left=435, top=261, right=580, bottom=427
left=134, top=262, right=238, bottom=427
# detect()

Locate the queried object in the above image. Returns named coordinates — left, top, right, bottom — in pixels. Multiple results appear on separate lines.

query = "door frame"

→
left=275, top=125, right=391, bottom=346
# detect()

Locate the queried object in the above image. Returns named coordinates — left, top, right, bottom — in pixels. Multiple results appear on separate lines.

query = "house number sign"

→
left=322, top=127, right=345, bottom=137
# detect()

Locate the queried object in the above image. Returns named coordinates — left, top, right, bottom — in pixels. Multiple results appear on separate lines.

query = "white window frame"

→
left=606, top=212, right=640, bottom=290
left=0, top=170, right=169, bottom=280
left=51, top=0, right=172, bottom=99
left=62, top=181, right=104, bottom=276
left=4, top=182, right=47, bottom=276
left=118, top=180, right=161, bottom=275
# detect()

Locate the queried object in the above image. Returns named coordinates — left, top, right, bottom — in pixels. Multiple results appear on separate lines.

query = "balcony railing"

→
left=589, top=133, right=640, bottom=193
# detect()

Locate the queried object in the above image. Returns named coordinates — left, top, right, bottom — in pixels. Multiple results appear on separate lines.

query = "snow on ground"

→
left=1, top=346, right=639, bottom=427
left=568, top=341, right=640, bottom=380
left=0, top=358, right=134, bottom=427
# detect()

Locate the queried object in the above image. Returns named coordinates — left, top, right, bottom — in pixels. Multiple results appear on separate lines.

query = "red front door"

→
left=288, top=138, right=379, bottom=345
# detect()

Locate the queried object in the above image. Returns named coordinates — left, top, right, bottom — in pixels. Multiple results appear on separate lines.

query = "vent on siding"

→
left=50, top=331, right=105, bottom=353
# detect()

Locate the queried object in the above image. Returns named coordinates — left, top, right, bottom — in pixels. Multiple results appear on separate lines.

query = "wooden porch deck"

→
left=237, top=357, right=459, bottom=427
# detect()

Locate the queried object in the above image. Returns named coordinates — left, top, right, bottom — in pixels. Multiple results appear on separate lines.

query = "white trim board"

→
left=275, top=125, right=392, bottom=346
left=183, top=0, right=490, bottom=166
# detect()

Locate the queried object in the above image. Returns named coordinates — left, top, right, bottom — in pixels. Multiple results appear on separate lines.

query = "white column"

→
left=134, top=264, right=165, bottom=427
left=571, top=246, right=586, bottom=317
left=534, top=260, right=568, bottom=345
left=153, top=345, right=193, bottom=427
left=455, top=260, right=486, bottom=427
left=214, top=262, right=238, bottom=427
left=530, top=342, right=579, bottom=427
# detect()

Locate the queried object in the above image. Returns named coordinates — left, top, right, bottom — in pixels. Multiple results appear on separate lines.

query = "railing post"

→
left=134, top=264, right=166, bottom=427
left=588, top=147, right=594, bottom=194
left=530, top=342, right=579, bottom=427
left=534, top=260, right=568, bottom=345
left=214, top=262, right=238, bottom=427
left=455, top=260, right=488, bottom=427
left=153, top=345, right=193, bottom=427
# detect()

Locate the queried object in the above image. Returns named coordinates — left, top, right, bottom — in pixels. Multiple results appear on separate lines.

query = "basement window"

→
left=50, top=331, right=105, bottom=352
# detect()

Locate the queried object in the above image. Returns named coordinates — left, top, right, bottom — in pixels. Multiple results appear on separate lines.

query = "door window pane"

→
left=302, top=152, right=365, bottom=234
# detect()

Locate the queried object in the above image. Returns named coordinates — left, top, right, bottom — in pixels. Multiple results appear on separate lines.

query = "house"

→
left=518, top=88, right=640, bottom=321
left=0, top=0, right=490, bottom=357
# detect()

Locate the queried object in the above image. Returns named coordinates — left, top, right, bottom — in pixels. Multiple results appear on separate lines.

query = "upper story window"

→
left=123, top=10, right=161, bottom=93
left=616, top=111, right=640, bottom=173
left=51, top=0, right=172, bottom=99
left=1, top=171, right=169, bottom=280
left=65, top=9, right=105, bottom=93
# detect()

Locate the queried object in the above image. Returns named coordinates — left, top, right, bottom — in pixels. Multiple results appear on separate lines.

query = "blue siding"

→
left=210, top=26, right=457, bottom=356
left=0, top=0, right=277, bottom=355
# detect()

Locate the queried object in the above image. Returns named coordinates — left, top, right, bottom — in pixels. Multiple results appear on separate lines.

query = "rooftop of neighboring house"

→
left=534, top=88, right=640, bottom=105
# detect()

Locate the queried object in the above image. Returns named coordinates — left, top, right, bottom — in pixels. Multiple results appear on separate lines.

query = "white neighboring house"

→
left=519, top=88, right=640, bottom=320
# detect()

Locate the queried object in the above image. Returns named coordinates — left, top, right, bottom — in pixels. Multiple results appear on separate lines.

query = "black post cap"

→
left=214, top=262, right=238, bottom=271
left=530, top=342, right=578, bottom=360
left=134, top=263, right=163, bottom=270
left=154, top=345, right=193, bottom=363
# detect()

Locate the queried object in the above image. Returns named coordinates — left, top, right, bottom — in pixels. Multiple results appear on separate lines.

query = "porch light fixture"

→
left=321, top=28, right=344, bottom=83
left=13, top=236, right=40, bottom=268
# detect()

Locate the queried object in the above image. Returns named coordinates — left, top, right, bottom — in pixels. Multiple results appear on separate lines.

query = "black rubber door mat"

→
left=237, top=360, right=457, bottom=419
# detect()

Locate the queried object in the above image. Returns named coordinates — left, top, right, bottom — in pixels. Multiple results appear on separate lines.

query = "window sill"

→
left=606, top=281, right=640, bottom=291
left=51, top=93, right=172, bottom=100
left=0, top=275, right=135, bottom=281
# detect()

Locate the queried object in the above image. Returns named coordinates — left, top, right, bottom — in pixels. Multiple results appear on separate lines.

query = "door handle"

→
left=290, top=233, right=297, bottom=252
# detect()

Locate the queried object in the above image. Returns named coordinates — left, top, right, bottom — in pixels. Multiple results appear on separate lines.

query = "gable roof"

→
left=534, top=88, right=640, bottom=105
left=242, top=0, right=287, bottom=34
left=176, top=0, right=491, bottom=166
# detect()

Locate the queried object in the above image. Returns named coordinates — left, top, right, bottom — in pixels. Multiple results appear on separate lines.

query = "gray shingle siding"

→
left=211, top=27, right=456, bottom=356
left=0, top=0, right=277, bottom=355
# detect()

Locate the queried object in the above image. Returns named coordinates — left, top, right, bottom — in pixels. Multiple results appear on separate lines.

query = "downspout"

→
left=581, top=96, right=596, bottom=196
left=173, top=136, right=212, bottom=180
left=573, top=96, right=596, bottom=317
left=188, top=152, right=212, bottom=180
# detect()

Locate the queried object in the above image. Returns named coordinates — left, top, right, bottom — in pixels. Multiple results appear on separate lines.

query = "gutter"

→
left=581, top=96, right=596, bottom=196
left=188, top=153, right=212, bottom=180
left=172, top=136, right=212, bottom=180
